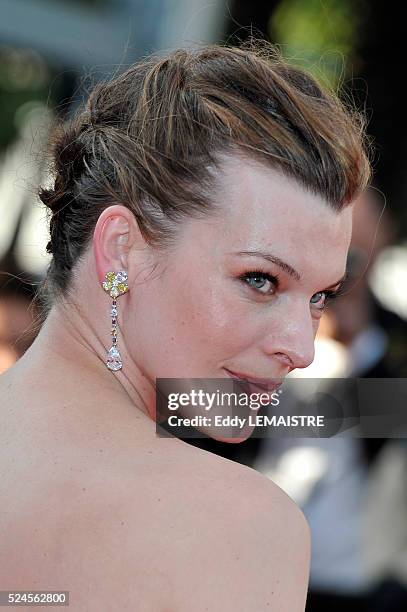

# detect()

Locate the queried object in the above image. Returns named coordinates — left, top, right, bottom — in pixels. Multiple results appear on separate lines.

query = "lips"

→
left=223, top=368, right=283, bottom=392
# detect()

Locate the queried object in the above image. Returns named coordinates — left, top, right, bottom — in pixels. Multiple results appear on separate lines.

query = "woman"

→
left=0, top=42, right=371, bottom=610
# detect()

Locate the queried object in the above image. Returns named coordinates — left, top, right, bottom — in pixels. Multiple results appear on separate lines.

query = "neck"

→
left=12, top=300, right=157, bottom=427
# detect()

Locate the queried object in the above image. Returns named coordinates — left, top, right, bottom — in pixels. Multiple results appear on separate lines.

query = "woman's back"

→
left=0, top=356, right=310, bottom=612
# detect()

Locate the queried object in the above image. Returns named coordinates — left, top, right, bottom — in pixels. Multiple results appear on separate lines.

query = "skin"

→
left=0, top=153, right=353, bottom=611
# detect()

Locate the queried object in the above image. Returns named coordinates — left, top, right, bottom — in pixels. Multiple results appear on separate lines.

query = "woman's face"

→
left=125, top=154, right=353, bottom=408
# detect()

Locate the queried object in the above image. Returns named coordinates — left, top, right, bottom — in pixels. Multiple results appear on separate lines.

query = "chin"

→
left=203, top=423, right=256, bottom=444
left=217, top=435, right=252, bottom=444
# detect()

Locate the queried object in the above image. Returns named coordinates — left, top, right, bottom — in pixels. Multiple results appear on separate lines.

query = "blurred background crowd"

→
left=0, top=1, right=406, bottom=610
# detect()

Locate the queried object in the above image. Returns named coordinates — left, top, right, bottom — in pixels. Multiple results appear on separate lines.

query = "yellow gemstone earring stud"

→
left=101, top=270, right=129, bottom=371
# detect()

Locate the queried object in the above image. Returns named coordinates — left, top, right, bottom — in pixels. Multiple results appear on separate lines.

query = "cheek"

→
left=145, top=272, right=261, bottom=370
left=128, top=256, right=277, bottom=378
left=170, top=274, right=249, bottom=350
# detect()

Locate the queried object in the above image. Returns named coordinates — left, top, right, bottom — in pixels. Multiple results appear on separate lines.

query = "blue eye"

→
left=311, top=288, right=344, bottom=310
left=240, top=270, right=280, bottom=295
left=310, top=292, right=326, bottom=308
left=240, top=270, right=345, bottom=307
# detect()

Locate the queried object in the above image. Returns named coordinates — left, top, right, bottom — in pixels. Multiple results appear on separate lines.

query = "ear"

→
left=93, top=204, right=143, bottom=284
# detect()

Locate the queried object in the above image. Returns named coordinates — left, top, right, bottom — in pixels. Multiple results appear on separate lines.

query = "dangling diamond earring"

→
left=101, top=270, right=129, bottom=371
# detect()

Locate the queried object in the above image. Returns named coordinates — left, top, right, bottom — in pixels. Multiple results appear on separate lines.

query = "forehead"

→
left=179, top=153, right=353, bottom=288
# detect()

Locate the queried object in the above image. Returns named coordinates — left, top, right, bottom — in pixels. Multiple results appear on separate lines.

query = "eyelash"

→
left=239, top=269, right=345, bottom=310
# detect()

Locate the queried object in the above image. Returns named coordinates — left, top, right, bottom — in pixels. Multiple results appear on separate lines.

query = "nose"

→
left=261, top=307, right=316, bottom=371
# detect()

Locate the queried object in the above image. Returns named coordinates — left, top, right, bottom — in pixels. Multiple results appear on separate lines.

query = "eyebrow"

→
left=232, top=250, right=348, bottom=289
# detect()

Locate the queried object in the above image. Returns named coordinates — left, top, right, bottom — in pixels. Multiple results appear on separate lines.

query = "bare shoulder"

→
left=1, top=429, right=309, bottom=611
left=176, top=437, right=310, bottom=525
left=170, top=442, right=311, bottom=611
left=94, top=441, right=310, bottom=611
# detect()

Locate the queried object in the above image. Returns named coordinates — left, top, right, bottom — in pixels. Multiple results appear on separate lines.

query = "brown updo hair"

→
left=38, top=40, right=372, bottom=315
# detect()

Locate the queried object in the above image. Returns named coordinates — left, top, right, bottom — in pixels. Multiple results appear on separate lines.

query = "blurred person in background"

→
left=315, top=188, right=407, bottom=611
left=302, top=187, right=406, bottom=612
left=322, top=185, right=405, bottom=381
left=362, top=438, right=407, bottom=612
left=0, top=287, right=37, bottom=373
left=0, top=244, right=42, bottom=373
